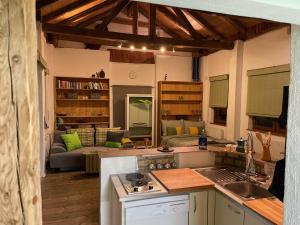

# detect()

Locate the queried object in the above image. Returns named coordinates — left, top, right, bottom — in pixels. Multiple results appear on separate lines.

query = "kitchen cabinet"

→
left=215, top=192, right=244, bottom=225
left=189, top=190, right=215, bottom=225
left=189, top=191, right=208, bottom=225
left=244, top=212, right=273, bottom=225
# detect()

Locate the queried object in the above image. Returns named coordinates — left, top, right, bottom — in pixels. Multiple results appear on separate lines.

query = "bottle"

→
left=198, top=128, right=207, bottom=150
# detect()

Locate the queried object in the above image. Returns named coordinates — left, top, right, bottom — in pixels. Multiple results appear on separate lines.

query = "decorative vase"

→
left=99, top=69, right=105, bottom=78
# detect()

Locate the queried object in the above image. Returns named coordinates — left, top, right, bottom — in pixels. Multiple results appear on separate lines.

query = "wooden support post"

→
left=0, top=0, right=42, bottom=224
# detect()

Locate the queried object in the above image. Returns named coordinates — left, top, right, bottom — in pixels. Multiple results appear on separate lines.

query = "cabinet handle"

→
left=194, top=196, right=197, bottom=213
left=227, top=204, right=241, bottom=215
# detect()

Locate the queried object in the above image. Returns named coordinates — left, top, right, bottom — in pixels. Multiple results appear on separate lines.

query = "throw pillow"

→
left=67, top=128, right=94, bottom=146
left=60, top=132, right=82, bottom=152
left=161, top=119, right=184, bottom=136
left=189, top=127, right=199, bottom=136
left=107, top=130, right=126, bottom=142
left=176, top=127, right=183, bottom=135
left=121, top=137, right=132, bottom=144
left=105, top=141, right=122, bottom=148
left=166, top=127, right=177, bottom=136
left=95, top=127, right=121, bottom=146
left=184, top=120, right=205, bottom=134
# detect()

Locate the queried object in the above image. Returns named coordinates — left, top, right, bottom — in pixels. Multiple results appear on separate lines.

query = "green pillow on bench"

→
left=61, top=132, right=82, bottom=152
left=105, top=141, right=122, bottom=148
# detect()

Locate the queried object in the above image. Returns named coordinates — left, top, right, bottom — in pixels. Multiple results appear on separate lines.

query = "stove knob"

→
left=164, top=163, right=171, bottom=169
left=171, top=162, right=177, bottom=168
left=149, top=185, right=154, bottom=190
left=133, top=187, right=139, bottom=192
left=156, top=163, right=163, bottom=169
left=149, top=163, right=156, bottom=170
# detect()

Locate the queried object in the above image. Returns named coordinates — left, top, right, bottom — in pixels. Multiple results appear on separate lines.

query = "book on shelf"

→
left=57, top=80, right=82, bottom=89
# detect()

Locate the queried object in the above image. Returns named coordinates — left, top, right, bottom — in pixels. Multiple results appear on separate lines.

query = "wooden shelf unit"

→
left=55, top=76, right=110, bottom=128
left=157, top=81, right=203, bottom=144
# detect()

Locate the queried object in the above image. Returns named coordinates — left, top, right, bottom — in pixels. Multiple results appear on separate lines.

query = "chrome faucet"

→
left=245, top=132, right=256, bottom=175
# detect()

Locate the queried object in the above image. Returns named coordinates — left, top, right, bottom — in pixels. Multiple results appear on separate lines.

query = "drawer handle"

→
left=194, top=196, right=197, bottom=213
left=227, top=204, right=241, bottom=215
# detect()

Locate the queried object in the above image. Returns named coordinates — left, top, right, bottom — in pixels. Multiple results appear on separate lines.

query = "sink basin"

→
left=224, top=182, right=273, bottom=199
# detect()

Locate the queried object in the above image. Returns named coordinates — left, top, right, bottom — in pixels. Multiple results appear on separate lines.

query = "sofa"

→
left=49, top=128, right=126, bottom=171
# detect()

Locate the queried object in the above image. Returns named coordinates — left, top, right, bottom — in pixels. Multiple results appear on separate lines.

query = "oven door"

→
left=125, top=197, right=189, bottom=225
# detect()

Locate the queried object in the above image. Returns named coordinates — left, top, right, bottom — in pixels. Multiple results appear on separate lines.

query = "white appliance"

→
left=124, top=195, right=189, bottom=225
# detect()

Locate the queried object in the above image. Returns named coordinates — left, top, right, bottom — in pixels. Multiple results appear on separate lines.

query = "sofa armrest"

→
left=50, top=143, right=67, bottom=154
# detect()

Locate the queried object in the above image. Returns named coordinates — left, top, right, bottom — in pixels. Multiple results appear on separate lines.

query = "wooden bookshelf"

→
left=55, top=76, right=110, bottom=128
left=157, top=81, right=203, bottom=144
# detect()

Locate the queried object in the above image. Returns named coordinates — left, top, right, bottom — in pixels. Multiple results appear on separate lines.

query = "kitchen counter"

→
left=98, top=145, right=223, bottom=158
left=151, top=168, right=214, bottom=193
left=244, top=198, right=283, bottom=225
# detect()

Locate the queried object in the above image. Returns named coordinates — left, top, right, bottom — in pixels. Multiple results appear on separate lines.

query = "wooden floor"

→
left=41, top=171, right=99, bottom=225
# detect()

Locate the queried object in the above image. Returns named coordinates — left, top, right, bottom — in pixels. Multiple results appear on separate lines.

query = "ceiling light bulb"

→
left=172, top=48, right=175, bottom=53
left=160, top=46, right=166, bottom=53
left=118, top=43, right=122, bottom=48
left=130, top=45, right=135, bottom=50
left=142, top=46, right=147, bottom=51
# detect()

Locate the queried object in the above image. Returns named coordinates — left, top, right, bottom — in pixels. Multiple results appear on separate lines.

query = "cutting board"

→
left=151, top=168, right=214, bottom=193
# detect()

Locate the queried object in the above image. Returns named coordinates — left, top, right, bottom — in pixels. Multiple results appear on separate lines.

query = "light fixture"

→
left=142, top=46, right=147, bottom=51
left=160, top=46, right=166, bottom=53
left=172, top=47, right=175, bottom=53
left=130, top=45, right=135, bottom=50
left=118, top=43, right=122, bottom=48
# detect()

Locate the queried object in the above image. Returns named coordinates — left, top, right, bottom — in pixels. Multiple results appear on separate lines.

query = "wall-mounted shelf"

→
left=55, top=76, right=110, bottom=128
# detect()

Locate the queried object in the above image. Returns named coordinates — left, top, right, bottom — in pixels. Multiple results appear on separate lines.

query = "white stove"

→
left=118, top=172, right=161, bottom=195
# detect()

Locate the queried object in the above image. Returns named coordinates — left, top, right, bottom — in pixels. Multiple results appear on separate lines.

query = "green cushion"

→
left=61, top=132, right=82, bottom=152
left=166, top=127, right=177, bottom=136
left=104, top=141, right=122, bottom=148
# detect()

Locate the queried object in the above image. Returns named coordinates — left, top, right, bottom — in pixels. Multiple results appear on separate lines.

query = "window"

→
left=214, top=108, right=227, bottom=125
left=209, top=74, right=229, bottom=125
left=247, top=65, right=290, bottom=135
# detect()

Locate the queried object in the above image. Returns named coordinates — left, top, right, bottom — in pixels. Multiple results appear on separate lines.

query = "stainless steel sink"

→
left=196, top=167, right=274, bottom=200
left=224, top=182, right=273, bottom=200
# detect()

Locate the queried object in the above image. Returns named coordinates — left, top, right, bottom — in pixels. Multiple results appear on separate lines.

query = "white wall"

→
left=202, top=27, right=290, bottom=160
left=240, top=27, right=290, bottom=160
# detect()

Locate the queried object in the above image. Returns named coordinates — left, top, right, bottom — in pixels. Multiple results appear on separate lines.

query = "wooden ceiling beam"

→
left=36, top=0, right=59, bottom=10
left=96, top=0, right=130, bottom=32
left=77, top=9, right=112, bottom=28
left=173, top=8, right=203, bottom=39
left=42, top=23, right=234, bottom=50
left=219, top=16, right=247, bottom=39
left=138, top=6, right=182, bottom=39
left=188, top=11, right=227, bottom=40
left=132, top=2, right=138, bottom=34
left=112, top=17, right=148, bottom=28
left=42, top=0, right=96, bottom=22
left=47, top=33, right=200, bottom=52
left=58, top=0, right=115, bottom=26
left=149, top=5, right=156, bottom=38
left=156, top=6, right=187, bottom=31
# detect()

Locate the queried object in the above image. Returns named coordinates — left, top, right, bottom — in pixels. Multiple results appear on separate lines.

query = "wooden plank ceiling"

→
left=37, top=0, right=287, bottom=55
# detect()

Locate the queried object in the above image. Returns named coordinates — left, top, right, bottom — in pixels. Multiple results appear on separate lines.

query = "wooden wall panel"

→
left=109, top=49, right=155, bottom=64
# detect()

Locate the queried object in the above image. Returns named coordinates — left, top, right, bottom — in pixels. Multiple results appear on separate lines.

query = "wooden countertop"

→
left=151, top=168, right=214, bottom=193
left=97, top=146, right=218, bottom=158
left=244, top=198, right=283, bottom=225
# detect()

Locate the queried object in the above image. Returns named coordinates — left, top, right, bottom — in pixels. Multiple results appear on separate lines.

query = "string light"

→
left=160, top=46, right=166, bottom=53
left=130, top=45, right=135, bottom=50
left=172, top=47, right=175, bottom=53
left=142, top=46, right=147, bottom=51
left=118, top=43, right=122, bottom=48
